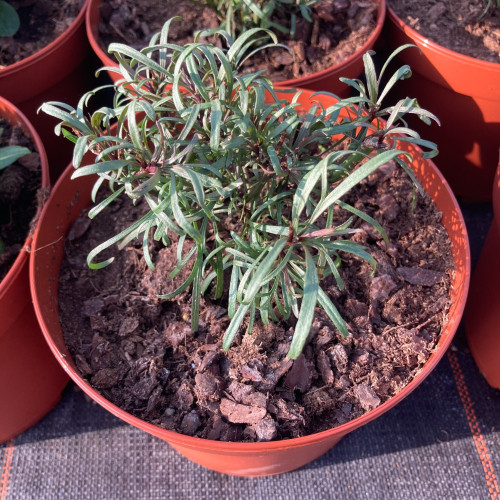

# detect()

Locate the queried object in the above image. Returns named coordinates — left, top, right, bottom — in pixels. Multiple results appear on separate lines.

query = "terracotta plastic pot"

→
left=0, top=97, right=68, bottom=444
left=465, top=160, right=500, bottom=389
left=86, top=0, right=385, bottom=96
left=383, top=6, right=500, bottom=202
left=0, top=0, right=101, bottom=183
left=30, top=89, right=470, bottom=475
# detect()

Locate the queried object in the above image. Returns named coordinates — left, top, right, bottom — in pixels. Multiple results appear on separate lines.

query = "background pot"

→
left=383, top=6, right=500, bottom=202
left=465, top=160, right=500, bottom=389
left=0, top=97, right=68, bottom=444
left=86, top=0, right=385, bottom=96
left=30, top=89, right=470, bottom=476
left=0, top=0, right=106, bottom=183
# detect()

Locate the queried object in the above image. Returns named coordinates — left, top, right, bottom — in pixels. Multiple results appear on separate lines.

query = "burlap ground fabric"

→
left=1, top=203, right=498, bottom=500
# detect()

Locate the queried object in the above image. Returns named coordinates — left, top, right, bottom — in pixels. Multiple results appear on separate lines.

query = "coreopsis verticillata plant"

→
left=191, top=0, right=320, bottom=40
left=41, top=20, right=439, bottom=359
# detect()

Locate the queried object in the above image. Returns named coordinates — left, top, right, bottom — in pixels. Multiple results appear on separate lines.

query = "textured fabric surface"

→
left=1, top=203, right=498, bottom=500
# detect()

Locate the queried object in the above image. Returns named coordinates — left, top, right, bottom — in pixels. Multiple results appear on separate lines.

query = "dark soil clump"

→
left=96, top=0, right=378, bottom=81
left=59, top=163, right=455, bottom=442
left=0, top=0, right=85, bottom=68
left=0, top=118, right=42, bottom=281
left=389, top=0, right=500, bottom=62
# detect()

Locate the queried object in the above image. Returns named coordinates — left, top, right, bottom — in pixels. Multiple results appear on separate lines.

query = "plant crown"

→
left=41, top=21, right=439, bottom=359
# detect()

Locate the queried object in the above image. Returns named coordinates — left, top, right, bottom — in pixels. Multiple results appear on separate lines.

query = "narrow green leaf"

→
left=71, top=159, right=132, bottom=178
left=170, top=171, right=203, bottom=243
left=241, top=238, right=287, bottom=305
left=292, top=154, right=328, bottom=229
left=287, top=248, right=319, bottom=359
left=210, top=99, right=222, bottom=150
left=88, top=186, right=125, bottom=219
left=40, top=103, right=92, bottom=136
left=108, top=43, right=170, bottom=75
left=72, top=136, right=88, bottom=168
left=317, top=288, right=348, bottom=337
left=228, top=262, right=240, bottom=318
left=0, top=146, right=30, bottom=170
left=310, top=150, right=408, bottom=225
left=223, top=301, right=250, bottom=350
left=336, top=200, right=389, bottom=247
left=363, top=51, right=378, bottom=103
left=158, top=247, right=202, bottom=299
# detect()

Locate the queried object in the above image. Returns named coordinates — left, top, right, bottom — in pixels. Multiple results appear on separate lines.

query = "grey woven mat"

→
left=1, top=203, right=498, bottom=500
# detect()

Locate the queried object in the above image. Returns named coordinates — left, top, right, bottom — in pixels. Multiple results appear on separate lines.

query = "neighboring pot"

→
left=30, top=89, right=470, bottom=476
left=0, top=97, right=68, bottom=444
left=383, top=6, right=500, bottom=202
left=86, top=0, right=386, bottom=96
left=465, top=160, right=500, bottom=389
left=0, top=0, right=100, bottom=182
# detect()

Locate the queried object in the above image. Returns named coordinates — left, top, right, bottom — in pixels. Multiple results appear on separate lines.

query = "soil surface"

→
left=59, top=162, right=455, bottom=442
left=97, top=0, right=378, bottom=80
left=389, top=0, right=500, bottom=62
left=0, top=118, right=42, bottom=281
left=0, top=0, right=85, bottom=68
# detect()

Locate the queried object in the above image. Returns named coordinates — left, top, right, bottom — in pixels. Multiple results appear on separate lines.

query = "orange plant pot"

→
left=0, top=97, right=68, bottom=444
left=86, top=0, right=385, bottom=97
left=465, top=162, right=500, bottom=389
left=0, top=0, right=97, bottom=182
left=30, top=90, right=470, bottom=475
left=383, top=7, right=500, bottom=202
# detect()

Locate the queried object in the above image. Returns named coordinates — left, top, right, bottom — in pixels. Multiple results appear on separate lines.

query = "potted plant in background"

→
left=383, top=0, right=500, bottom=202
left=34, top=24, right=470, bottom=475
left=0, top=0, right=107, bottom=181
left=0, top=96, right=68, bottom=443
left=86, top=0, right=386, bottom=95
left=466, top=158, right=500, bottom=389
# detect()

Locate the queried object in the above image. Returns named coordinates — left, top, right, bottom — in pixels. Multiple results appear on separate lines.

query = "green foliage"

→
left=194, top=0, right=320, bottom=40
left=0, top=144, right=31, bottom=170
left=0, top=1, right=20, bottom=37
left=479, top=0, right=500, bottom=18
left=41, top=20, right=439, bottom=359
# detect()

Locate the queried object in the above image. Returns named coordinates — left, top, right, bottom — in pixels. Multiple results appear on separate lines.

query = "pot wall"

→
left=0, top=98, right=68, bottom=443
left=30, top=90, right=470, bottom=475
left=383, top=7, right=500, bottom=202
left=466, top=162, right=500, bottom=388
left=86, top=0, right=385, bottom=97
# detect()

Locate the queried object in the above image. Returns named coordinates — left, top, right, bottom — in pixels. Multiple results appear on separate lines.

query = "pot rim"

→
left=86, top=0, right=386, bottom=86
left=387, top=5, right=500, bottom=71
left=0, top=0, right=90, bottom=78
left=30, top=88, right=471, bottom=453
left=0, top=97, right=49, bottom=299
